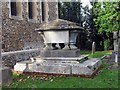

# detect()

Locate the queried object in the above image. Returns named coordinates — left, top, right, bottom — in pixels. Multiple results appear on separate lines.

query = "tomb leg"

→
left=69, top=44, right=77, bottom=49
left=63, top=43, right=70, bottom=50
left=44, top=43, right=52, bottom=50
left=52, top=43, right=59, bottom=50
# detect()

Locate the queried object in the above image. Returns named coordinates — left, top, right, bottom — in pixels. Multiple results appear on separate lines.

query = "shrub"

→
left=104, top=39, right=110, bottom=50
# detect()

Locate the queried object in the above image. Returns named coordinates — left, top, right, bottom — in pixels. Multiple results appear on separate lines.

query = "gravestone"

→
left=92, top=42, right=96, bottom=54
left=118, top=31, right=120, bottom=64
left=113, top=31, right=118, bottom=52
left=114, top=31, right=120, bottom=63
left=110, top=31, right=120, bottom=64
left=0, top=66, right=12, bottom=86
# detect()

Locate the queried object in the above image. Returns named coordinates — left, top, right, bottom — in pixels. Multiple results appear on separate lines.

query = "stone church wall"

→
left=1, top=1, right=58, bottom=67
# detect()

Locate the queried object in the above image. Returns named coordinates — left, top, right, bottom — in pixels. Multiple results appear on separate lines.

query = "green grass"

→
left=80, top=50, right=112, bottom=58
left=4, top=51, right=118, bottom=88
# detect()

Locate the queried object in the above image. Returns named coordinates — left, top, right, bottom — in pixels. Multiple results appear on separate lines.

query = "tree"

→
left=82, top=3, right=107, bottom=50
left=94, top=2, right=120, bottom=33
left=58, top=1, right=83, bottom=25
left=92, top=2, right=120, bottom=50
left=58, top=1, right=86, bottom=50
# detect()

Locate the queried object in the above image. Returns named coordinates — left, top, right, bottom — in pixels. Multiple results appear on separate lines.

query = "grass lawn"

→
left=4, top=51, right=119, bottom=89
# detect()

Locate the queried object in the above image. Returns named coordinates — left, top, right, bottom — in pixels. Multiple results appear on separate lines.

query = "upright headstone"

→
left=92, top=42, right=96, bottom=54
left=118, top=31, right=120, bottom=52
left=111, top=31, right=120, bottom=63
left=118, top=31, right=120, bottom=64
left=113, top=31, right=118, bottom=52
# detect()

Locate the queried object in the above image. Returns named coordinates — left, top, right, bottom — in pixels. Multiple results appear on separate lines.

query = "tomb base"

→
left=40, top=49, right=80, bottom=57
left=14, top=54, right=102, bottom=77
left=14, top=49, right=102, bottom=77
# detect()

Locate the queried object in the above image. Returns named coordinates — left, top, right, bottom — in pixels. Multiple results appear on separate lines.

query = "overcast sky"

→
left=81, top=0, right=92, bottom=8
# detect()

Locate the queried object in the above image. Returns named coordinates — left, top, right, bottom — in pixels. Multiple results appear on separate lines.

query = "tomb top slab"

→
left=35, top=19, right=83, bottom=31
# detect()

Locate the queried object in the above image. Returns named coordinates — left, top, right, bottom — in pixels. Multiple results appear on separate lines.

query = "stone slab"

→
left=33, top=55, right=88, bottom=61
left=31, top=59, right=80, bottom=64
left=39, top=49, right=81, bottom=57
left=14, top=61, right=71, bottom=74
left=14, top=58, right=102, bottom=76
left=0, top=67, right=12, bottom=86
left=83, top=58, right=102, bottom=70
left=72, top=58, right=102, bottom=75
left=29, top=63, right=71, bottom=74
left=72, top=65, right=93, bottom=75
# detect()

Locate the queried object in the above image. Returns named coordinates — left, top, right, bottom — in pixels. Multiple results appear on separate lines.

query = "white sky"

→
left=81, top=0, right=92, bottom=8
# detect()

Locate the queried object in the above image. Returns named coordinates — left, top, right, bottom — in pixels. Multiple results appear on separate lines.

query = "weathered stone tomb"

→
left=14, top=19, right=102, bottom=77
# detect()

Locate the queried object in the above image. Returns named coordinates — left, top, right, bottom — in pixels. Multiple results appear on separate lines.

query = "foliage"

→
left=58, top=1, right=114, bottom=50
left=81, top=3, right=111, bottom=51
left=104, top=39, right=110, bottom=51
left=58, top=1, right=82, bottom=24
left=94, top=2, right=120, bottom=33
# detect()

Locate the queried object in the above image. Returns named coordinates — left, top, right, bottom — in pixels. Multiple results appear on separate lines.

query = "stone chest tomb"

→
left=1, top=0, right=102, bottom=77
left=14, top=19, right=102, bottom=77
left=35, top=19, right=83, bottom=50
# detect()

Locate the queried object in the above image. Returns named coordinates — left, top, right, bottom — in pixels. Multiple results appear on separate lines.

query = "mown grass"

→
left=3, top=50, right=118, bottom=89
left=80, top=50, right=112, bottom=58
